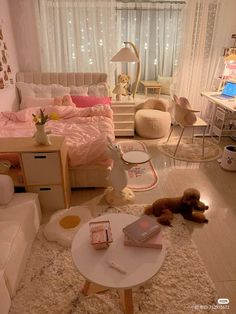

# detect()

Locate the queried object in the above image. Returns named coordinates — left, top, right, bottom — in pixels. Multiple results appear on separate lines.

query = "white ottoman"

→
left=135, top=109, right=171, bottom=138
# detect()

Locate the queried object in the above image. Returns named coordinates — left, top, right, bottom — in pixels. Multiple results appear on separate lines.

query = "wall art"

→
left=0, top=21, right=14, bottom=90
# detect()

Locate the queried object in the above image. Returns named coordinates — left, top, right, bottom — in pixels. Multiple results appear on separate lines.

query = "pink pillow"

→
left=71, top=95, right=111, bottom=108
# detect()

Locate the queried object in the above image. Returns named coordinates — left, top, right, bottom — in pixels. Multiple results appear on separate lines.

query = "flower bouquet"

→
left=32, top=109, right=59, bottom=145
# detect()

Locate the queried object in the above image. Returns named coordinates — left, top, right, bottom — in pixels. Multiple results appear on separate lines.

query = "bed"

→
left=0, top=72, right=114, bottom=188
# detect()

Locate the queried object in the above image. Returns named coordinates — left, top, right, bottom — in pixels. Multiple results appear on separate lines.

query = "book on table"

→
left=124, top=231, right=163, bottom=249
left=122, top=215, right=161, bottom=243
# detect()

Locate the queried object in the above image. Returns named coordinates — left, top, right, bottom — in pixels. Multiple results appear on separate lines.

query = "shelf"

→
left=8, top=168, right=25, bottom=187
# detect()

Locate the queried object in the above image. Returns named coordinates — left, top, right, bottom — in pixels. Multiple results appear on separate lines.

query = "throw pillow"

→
left=158, top=76, right=172, bottom=95
left=88, top=83, right=109, bottom=97
left=54, top=94, right=76, bottom=107
left=70, top=85, right=88, bottom=96
left=71, top=95, right=111, bottom=108
left=22, top=96, right=54, bottom=109
left=51, top=84, right=70, bottom=97
left=16, top=82, right=52, bottom=109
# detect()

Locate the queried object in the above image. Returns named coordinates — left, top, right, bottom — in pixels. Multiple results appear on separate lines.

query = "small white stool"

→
left=135, top=109, right=171, bottom=138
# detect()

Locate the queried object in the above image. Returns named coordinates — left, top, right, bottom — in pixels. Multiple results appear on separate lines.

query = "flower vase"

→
left=34, top=124, right=51, bottom=146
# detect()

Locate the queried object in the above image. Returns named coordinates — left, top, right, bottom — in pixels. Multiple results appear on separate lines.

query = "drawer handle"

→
left=34, top=156, right=46, bottom=159
left=40, top=188, right=51, bottom=191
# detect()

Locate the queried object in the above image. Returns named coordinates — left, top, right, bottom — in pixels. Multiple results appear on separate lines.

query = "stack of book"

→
left=123, top=215, right=162, bottom=249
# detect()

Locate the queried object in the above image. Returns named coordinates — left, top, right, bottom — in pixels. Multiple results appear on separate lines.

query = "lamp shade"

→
left=111, top=47, right=139, bottom=62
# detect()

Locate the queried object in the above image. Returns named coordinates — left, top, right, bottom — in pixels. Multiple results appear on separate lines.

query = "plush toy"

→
left=144, top=188, right=209, bottom=226
left=112, top=73, right=131, bottom=100
left=54, top=94, right=76, bottom=107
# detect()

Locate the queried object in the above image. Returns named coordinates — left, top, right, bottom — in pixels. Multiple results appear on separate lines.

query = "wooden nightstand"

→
left=0, top=136, right=70, bottom=212
left=111, top=100, right=135, bottom=136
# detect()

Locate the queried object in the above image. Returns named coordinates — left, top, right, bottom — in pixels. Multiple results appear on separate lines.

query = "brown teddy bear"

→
left=112, top=73, right=131, bottom=100
left=144, top=188, right=208, bottom=226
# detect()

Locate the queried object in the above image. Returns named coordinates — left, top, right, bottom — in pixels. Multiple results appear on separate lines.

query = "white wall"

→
left=0, top=0, right=19, bottom=111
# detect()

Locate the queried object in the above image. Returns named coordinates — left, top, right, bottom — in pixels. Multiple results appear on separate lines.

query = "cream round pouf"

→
left=135, top=109, right=171, bottom=138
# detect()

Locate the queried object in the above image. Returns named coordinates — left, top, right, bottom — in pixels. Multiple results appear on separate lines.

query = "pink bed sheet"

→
left=0, top=105, right=114, bottom=167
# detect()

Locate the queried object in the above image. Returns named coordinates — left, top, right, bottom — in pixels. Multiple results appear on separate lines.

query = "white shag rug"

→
left=10, top=205, right=218, bottom=314
left=158, top=137, right=222, bottom=162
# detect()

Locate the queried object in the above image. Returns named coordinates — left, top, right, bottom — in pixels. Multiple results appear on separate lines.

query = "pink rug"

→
left=118, top=140, right=158, bottom=191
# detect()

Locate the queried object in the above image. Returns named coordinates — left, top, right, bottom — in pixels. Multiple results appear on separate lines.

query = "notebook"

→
left=122, top=215, right=161, bottom=243
left=212, top=81, right=236, bottom=100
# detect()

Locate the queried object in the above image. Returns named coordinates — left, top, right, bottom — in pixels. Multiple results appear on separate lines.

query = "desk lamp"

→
left=111, top=41, right=141, bottom=98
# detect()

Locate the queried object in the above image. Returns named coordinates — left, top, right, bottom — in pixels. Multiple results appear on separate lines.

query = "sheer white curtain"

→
left=35, top=0, right=117, bottom=82
left=116, top=1, right=184, bottom=83
left=175, top=0, right=236, bottom=120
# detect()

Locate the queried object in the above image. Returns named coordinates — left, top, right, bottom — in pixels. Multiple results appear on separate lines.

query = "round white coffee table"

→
left=71, top=213, right=166, bottom=314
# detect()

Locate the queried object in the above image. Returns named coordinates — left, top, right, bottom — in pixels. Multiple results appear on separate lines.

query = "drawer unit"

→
left=27, top=185, right=65, bottom=211
left=113, top=113, right=134, bottom=121
left=111, top=104, right=134, bottom=114
left=0, top=136, right=71, bottom=212
left=114, top=121, right=134, bottom=130
left=111, top=100, right=135, bottom=137
left=21, top=152, right=61, bottom=185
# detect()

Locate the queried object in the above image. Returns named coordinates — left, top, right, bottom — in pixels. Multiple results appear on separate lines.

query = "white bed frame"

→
left=16, top=72, right=110, bottom=188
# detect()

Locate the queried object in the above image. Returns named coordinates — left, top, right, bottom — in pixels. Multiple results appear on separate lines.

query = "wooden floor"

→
left=70, top=133, right=236, bottom=313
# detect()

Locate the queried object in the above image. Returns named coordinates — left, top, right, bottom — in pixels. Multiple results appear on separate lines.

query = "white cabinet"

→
left=111, top=100, right=135, bottom=136
left=21, top=152, right=61, bottom=185
left=0, top=136, right=70, bottom=212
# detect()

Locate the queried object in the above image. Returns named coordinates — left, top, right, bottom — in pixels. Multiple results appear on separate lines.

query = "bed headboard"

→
left=16, top=72, right=108, bottom=86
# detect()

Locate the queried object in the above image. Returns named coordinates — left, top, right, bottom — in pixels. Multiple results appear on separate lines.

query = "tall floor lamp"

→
left=111, top=41, right=141, bottom=98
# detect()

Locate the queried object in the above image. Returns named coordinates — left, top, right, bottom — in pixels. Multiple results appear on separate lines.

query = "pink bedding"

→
left=0, top=105, right=114, bottom=167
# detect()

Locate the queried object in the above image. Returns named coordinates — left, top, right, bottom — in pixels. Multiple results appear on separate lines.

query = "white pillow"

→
left=0, top=175, right=14, bottom=205
left=16, top=82, right=52, bottom=108
left=70, top=85, right=88, bottom=96
left=158, top=76, right=172, bottom=95
left=22, top=96, right=54, bottom=109
left=51, top=84, right=70, bottom=97
left=88, top=83, right=109, bottom=97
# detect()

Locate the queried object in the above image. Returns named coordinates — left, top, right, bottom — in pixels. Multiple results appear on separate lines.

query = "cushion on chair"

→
left=135, top=98, right=169, bottom=112
left=135, top=109, right=171, bottom=138
left=0, top=175, right=14, bottom=205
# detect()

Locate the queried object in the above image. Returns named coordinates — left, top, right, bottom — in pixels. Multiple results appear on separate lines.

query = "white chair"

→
left=167, top=95, right=208, bottom=157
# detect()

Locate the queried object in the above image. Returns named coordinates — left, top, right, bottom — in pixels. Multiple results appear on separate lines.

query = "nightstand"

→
left=0, top=136, right=70, bottom=212
left=111, top=100, right=135, bottom=136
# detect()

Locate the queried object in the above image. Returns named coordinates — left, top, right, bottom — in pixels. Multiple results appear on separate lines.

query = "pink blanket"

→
left=0, top=105, right=114, bottom=167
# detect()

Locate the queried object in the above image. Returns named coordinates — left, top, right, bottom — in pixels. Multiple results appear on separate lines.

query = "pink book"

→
left=122, top=215, right=161, bottom=243
left=124, top=232, right=163, bottom=249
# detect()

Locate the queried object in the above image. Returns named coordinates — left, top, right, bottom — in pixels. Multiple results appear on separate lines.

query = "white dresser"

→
left=111, top=100, right=135, bottom=137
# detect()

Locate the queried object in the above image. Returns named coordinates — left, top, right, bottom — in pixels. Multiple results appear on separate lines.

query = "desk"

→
left=140, top=80, right=161, bottom=97
left=201, top=92, right=236, bottom=142
left=71, top=213, right=166, bottom=314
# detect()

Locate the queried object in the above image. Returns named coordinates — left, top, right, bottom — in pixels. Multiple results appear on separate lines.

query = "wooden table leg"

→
left=145, top=87, right=147, bottom=97
left=82, top=280, right=108, bottom=296
left=118, top=289, right=134, bottom=314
